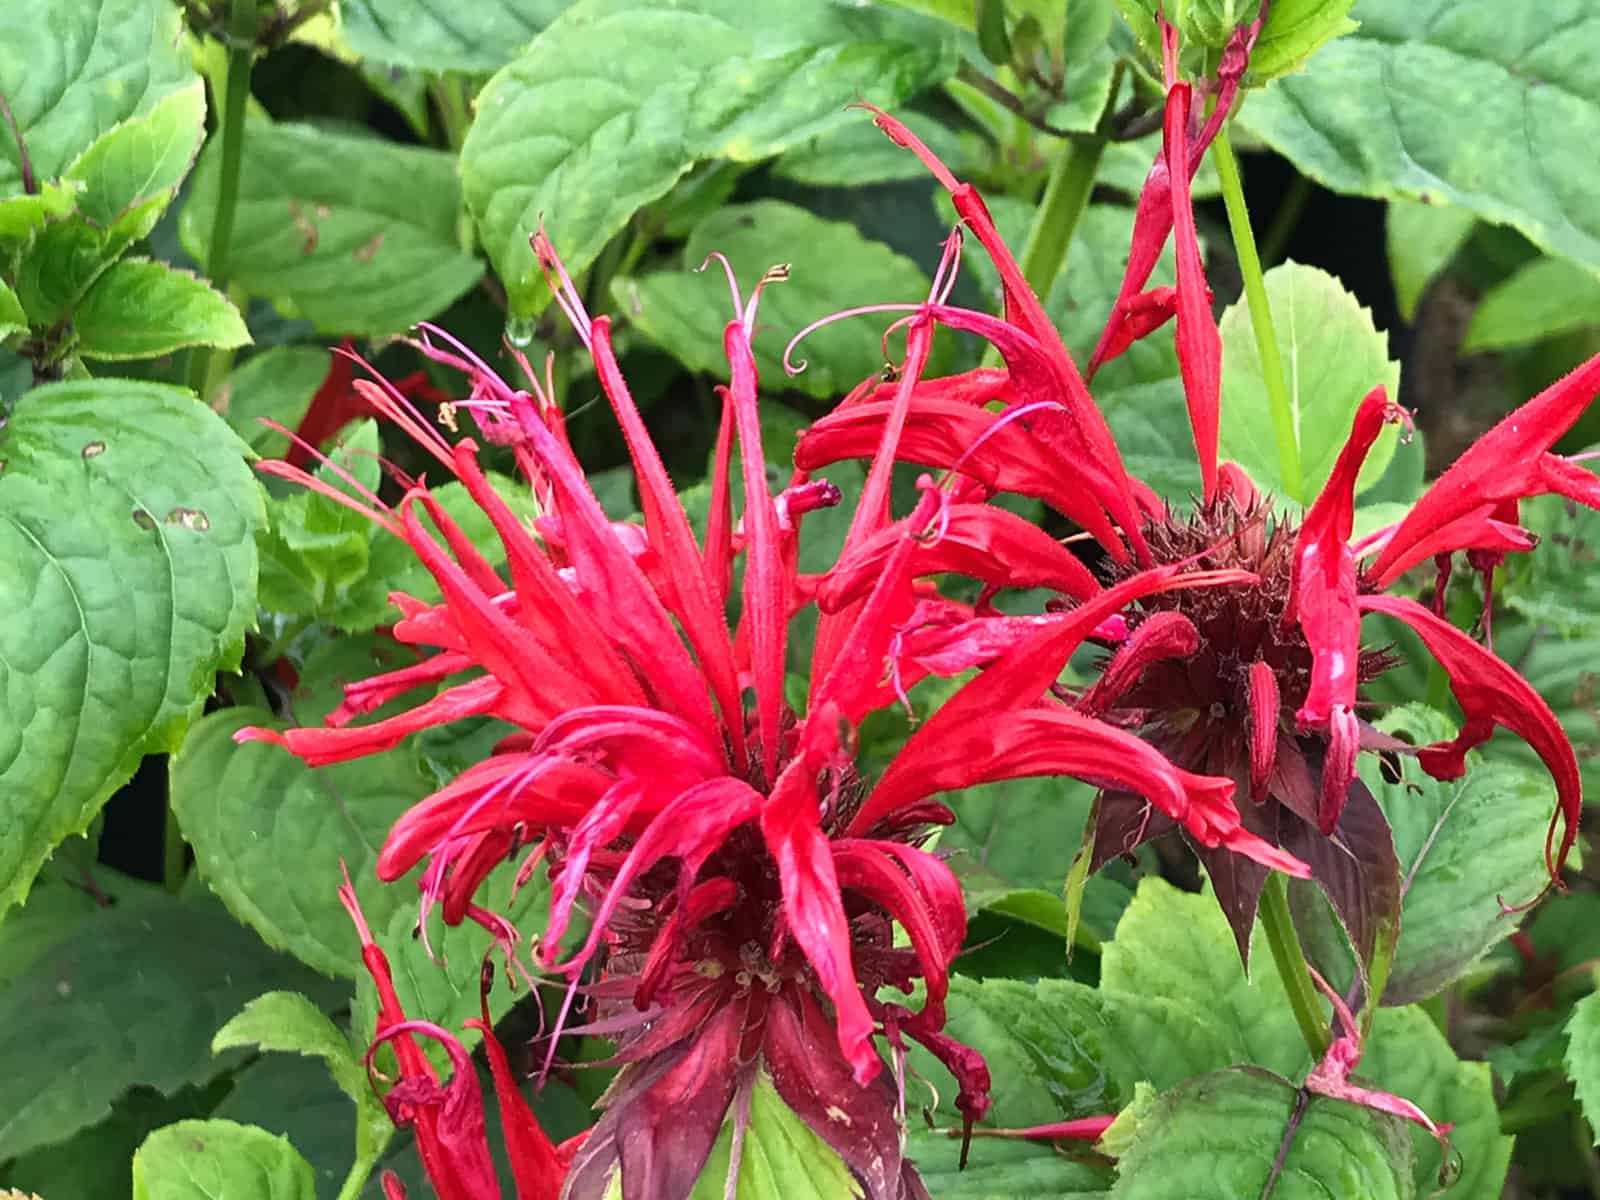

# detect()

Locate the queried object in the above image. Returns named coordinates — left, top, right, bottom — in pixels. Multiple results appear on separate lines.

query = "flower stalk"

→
left=1017, top=130, right=1108, bottom=304
left=1213, top=127, right=1302, bottom=499
left=185, top=1, right=254, bottom=399
left=1259, top=874, right=1331, bottom=1058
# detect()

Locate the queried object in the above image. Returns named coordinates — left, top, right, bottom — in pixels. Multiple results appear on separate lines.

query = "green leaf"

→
left=1463, top=256, right=1600, bottom=352
left=74, top=258, right=250, bottom=360
left=1107, top=1067, right=1414, bottom=1200
left=1114, top=0, right=1357, bottom=83
left=1237, top=3, right=1600, bottom=277
left=1501, top=459, right=1600, bottom=641
left=0, top=277, right=25, bottom=338
left=1100, top=878, right=1312, bottom=1079
left=171, top=692, right=429, bottom=979
left=0, top=180, right=78, bottom=246
left=212, top=1055, right=363, bottom=1198
left=0, top=380, right=262, bottom=917
left=0, top=894, right=332, bottom=1161
left=618, top=199, right=949, bottom=399
left=461, top=0, right=957, bottom=317
left=1101, top=378, right=1205, bottom=502
left=772, top=115, right=971, bottom=188
left=1386, top=199, right=1475, bottom=322
left=132, top=1119, right=317, bottom=1200
left=0, top=861, right=163, bottom=986
left=1566, top=992, right=1600, bottom=1144
left=906, top=1131, right=1114, bottom=1197
left=1360, top=705, right=1555, bottom=1005
left=686, top=1073, right=861, bottom=1200
left=180, top=121, right=484, bottom=335
left=1217, top=261, right=1401, bottom=505
left=1363, top=1006, right=1512, bottom=1198
left=220, top=346, right=333, bottom=454
left=213, top=991, right=366, bottom=1105
left=11, top=79, right=209, bottom=327
left=339, top=0, right=562, bottom=71
left=0, top=0, right=196, bottom=195
left=64, top=78, right=207, bottom=229
left=924, top=975, right=1231, bottom=1129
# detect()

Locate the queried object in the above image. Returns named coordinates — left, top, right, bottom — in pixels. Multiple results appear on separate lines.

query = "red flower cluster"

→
left=793, top=30, right=1597, bottom=961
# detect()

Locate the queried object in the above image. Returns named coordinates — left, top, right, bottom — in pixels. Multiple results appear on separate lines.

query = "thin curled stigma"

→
left=783, top=303, right=924, bottom=375
left=697, top=251, right=744, bottom=318
left=531, top=226, right=594, bottom=350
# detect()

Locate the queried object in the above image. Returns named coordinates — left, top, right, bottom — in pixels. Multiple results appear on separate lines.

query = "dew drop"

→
left=505, top=314, right=536, bottom=348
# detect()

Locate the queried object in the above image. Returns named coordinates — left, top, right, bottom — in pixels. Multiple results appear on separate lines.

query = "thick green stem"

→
left=1259, top=874, right=1331, bottom=1059
left=186, top=13, right=253, bottom=397
left=335, top=1144, right=387, bottom=1200
left=1213, top=129, right=1302, bottom=500
left=1017, top=132, right=1107, bottom=304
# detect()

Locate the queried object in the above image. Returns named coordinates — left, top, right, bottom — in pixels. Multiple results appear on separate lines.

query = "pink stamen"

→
left=530, top=228, right=593, bottom=350
left=783, top=303, right=922, bottom=375
left=741, top=263, right=790, bottom=334
left=697, top=251, right=744, bottom=319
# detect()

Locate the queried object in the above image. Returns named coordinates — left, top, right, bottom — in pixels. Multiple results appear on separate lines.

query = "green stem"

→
left=1017, top=131, right=1107, bottom=303
left=162, top=805, right=187, bottom=894
left=256, top=616, right=311, bottom=668
left=186, top=12, right=254, bottom=398
left=335, top=1144, right=386, bottom=1200
left=1259, top=874, right=1331, bottom=1059
left=1213, top=129, right=1302, bottom=500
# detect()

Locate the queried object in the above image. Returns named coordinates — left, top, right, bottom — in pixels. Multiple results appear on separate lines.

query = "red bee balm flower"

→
left=795, top=79, right=1596, bottom=962
left=240, top=238, right=1028, bottom=1198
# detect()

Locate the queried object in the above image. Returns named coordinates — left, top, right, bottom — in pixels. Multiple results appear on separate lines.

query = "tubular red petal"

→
left=1360, top=592, right=1581, bottom=878
left=1165, top=82, right=1220, bottom=502
left=1088, top=156, right=1177, bottom=375
left=761, top=760, right=879, bottom=1084
left=1078, top=611, right=1199, bottom=716
left=328, top=651, right=473, bottom=726
left=1369, top=353, right=1600, bottom=582
left=1247, top=660, right=1280, bottom=804
left=1361, top=505, right=1535, bottom=583
left=820, top=501, right=1099, bottom=612
left=705, top=388, right=736, bottom=603
left=590, top=318, right=745, bottom=767
left=725, top=320, right=787, bottom=782
left=1088, top=286, right=1178, bottom=376
left=857, top=564, right=1256, bottom=832
left=267, top=676, right=506, bottom=767
left=1289, top=389, right=1403, bottom=730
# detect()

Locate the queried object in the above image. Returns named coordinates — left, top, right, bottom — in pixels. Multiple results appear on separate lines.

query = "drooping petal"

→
left=1369, top=353, right=1600, bottom=584
left=465, top=1001, right=569, bottom=1200
left=1246, top=660, right=1280, bottom=804
left=819, top=501, right=1099, bottom=612
left=1359, top=592, right=1581, bottom=877
left=760, top=736, right=879, bottom=1084
left=857, top=564, right=1256, bottom=832
left=1078, top=611, right=1199, bottom=716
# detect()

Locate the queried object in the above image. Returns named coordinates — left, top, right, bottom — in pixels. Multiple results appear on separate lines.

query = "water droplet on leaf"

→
left=505, top=315, right=536, bottom=348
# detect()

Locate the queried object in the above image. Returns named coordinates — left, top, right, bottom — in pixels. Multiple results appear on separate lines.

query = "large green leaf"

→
left=772, top=114, right=971, bottom=188
left=171, top=650, right=431, bottom=978
left=1217, top=261, right=1400, bottom=505
left=1361, top=706, right=1556, bottom=1005
left=619, top=200, right=948, bottom=399
left=0, top=379, right=262, bottom=916
left=1107, top=1067, right=1413, bottom=1200
left=686, top=1073, right=860, bottom=1200
left=1463, top=256, right=1600, bottom=352
left=1100, top=878, right=1312, bottom=1079
left=180, top=121, right=483, bottom=335
left=132, top=1119, right=317, bottom=1200
left=339, top=0, right=562, bottom=71
left=925, top=975, right=1230, bottom=1129
left=213, top=991, right=367, bottom=1105
left=0, top=895, right=331, bottom=1161
left=73, top=258, right=249, bottom=361
left=460, top=0, right=956, bottom=317
left=1238, top=2, right=1600, bottom=276
left=1363, top=1007, right=1511, bottom=1198
left=906, top=1132, right=1114, bottom=1197
left=0, top=0, right=196, bottom=195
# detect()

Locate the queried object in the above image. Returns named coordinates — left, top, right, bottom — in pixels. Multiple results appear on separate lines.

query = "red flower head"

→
left=794, top=23, right=1596, bottom=964
left=239, top=234, right=1034, bottom=1198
